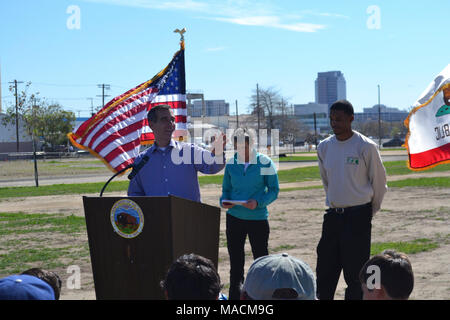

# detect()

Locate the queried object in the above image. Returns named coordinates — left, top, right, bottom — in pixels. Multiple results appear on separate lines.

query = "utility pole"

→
left=97, top=84, right=110, bottom=109
left=87, top=97, right=94, bottom=116
left=235, top=100, right=239, bottom=128
left=378, top=85, right=381, bottom=149
left=31, top=99, right=39, bottom=187
left=9, top=79, right=24, bottom=152
left=0, top=63, right=3, bottom=113
left=313, top=112, right=318, bottom=148
left=256, top=83, right=260, bottom=148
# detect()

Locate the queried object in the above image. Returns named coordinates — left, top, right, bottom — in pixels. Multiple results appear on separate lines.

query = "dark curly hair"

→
left=359, top=250, right=414, bottom=299
left=21, top=268, right=62, bottom=300
left=160, top=253, right=222, bottom=300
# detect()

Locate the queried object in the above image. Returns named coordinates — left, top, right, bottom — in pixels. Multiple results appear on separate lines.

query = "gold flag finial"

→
left=174, top=28, right=186, bottom=48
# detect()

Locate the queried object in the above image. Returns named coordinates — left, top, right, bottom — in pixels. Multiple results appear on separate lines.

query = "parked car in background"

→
left=382, top=137, right=404, bottom=147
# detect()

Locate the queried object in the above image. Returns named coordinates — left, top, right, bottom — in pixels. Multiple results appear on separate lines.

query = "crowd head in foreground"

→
left=0, top=268, right=61, bottom=300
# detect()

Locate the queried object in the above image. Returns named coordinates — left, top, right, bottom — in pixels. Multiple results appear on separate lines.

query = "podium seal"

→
left=110, top=199, right=144, bottom=239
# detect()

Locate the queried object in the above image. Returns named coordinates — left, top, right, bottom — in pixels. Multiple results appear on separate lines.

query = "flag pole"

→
left=173, top=27, right=186, bottom=142
left=378, top=84, right=381, bottom=149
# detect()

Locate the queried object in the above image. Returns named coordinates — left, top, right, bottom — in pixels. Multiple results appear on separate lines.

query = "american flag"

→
left=68, top=45, right=187, bottom=173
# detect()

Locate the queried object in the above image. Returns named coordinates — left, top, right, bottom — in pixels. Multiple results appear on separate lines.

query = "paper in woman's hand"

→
left=221, top=200, right=247, bottom=206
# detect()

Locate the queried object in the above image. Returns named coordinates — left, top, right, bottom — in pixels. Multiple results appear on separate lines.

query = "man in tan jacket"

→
left=316, top=99, right=387, bottom=300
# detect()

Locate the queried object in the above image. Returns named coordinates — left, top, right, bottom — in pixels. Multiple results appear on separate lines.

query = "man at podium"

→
left=128, top=105, right=226, bottom=202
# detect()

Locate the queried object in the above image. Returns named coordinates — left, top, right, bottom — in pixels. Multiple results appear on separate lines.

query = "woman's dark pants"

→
left=226, top=214, right=270, bottom=300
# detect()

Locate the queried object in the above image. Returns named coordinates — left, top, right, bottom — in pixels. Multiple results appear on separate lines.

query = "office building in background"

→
left=315, top=71, right=347, bottom=111
left=293, top=103, right=330, bottom=134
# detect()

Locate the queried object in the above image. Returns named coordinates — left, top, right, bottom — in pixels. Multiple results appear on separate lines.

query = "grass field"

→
left=1, top=161, right=449, bottom=199
left=0, top=214, right=443, bottom=277
left=0, top=150, right=406, bottom=178
left=0, top=155, right=448, bottom=297
left=371, top=238, right=439, bottom=255
left=278, top=155, right=318, bottom=162
left=0, top=212, right=89, bottom=275
left=0, top=158, right=110, bottom=179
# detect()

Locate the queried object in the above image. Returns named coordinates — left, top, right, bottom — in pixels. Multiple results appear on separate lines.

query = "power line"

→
left=2, top=96, right=100, bottom=101
left=32, top=82, right=98, bottom=87
left=46, top=97, right=99, bottom=101
left=0, top=81, right=130, bottom=90
left=32, top=82, right=129, bottom=89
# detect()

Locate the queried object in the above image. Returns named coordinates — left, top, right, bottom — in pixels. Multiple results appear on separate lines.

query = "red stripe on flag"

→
left=103, top=83, right=156, bottom=111
left=93, top=121, right=145, bottom=155
left=115, top=158, right=134, bottom=172
left=102, top=81, right=147, bottom=109
left=409, top=143, right=450, bottom=169
left=148, top=100, right=186, bottom=110
left=87, top=104, right=149, bottom=149
left=74, top=86, right=155, bottom=139
left=140, top=132, right=155, bottom=141
left=78, top=87, right=157, bottom=145
left=84, top=97, right=185, bottom=149
left=104, top=138, right=142, bottom=164
left=175, top=115, right=187, bottom=123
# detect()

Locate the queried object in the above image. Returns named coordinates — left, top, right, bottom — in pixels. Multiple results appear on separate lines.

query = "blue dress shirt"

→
left=127, top=140, right=225, bottom=202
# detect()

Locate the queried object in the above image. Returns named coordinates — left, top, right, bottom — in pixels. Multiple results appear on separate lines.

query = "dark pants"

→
left=316, top=203, right=372, bottom=300
left=226, top=214, right=270, bottom=300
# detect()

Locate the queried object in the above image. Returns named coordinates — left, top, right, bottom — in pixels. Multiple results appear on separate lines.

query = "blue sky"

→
left=1, top=0, right=449, bottom=117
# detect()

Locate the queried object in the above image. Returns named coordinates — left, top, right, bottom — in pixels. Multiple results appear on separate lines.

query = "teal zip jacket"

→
left=220, top=151, right=279, bottom=220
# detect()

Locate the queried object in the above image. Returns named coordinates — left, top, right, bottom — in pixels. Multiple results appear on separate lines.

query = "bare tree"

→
left=353, top=120, right=391, bottom=139
left=249, top=86, right=287, bottom=134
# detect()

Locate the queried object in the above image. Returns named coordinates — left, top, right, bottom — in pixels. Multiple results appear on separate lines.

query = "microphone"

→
left=127, top=155, right=149, bottom=180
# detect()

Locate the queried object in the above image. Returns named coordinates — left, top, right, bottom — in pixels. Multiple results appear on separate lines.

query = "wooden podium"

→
left=82, top=195, right=221, bottom=300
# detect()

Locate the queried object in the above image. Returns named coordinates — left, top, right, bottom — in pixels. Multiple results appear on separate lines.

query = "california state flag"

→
left=404, top=64, right=450, bottom=170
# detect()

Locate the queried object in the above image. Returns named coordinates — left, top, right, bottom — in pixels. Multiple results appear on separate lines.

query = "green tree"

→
left=2, top=82, right=76, bottom=150
left=37, top=104, right=76, bottom=148
left=2, top=82, right=39, bottom=137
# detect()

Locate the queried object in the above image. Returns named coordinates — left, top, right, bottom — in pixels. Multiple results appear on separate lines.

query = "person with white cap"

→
left=0, top=274, right=55, bottom=300
left=240, top=253, right=317, bottom=300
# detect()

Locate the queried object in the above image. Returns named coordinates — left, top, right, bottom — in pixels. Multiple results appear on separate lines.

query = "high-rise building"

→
left=315, top=71, right=347, bottom=111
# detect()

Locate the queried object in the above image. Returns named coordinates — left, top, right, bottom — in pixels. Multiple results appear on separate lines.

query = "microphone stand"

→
left=99, top=164, right=132, bottom=197
left=99, top=155, right=149, bottom=197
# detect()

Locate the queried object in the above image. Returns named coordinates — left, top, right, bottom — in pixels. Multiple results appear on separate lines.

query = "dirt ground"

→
left=1, top=174, right=449, bottom=300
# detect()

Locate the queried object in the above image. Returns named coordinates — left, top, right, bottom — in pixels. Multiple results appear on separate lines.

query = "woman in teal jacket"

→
left=220, top=131, right=279, bottom=300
